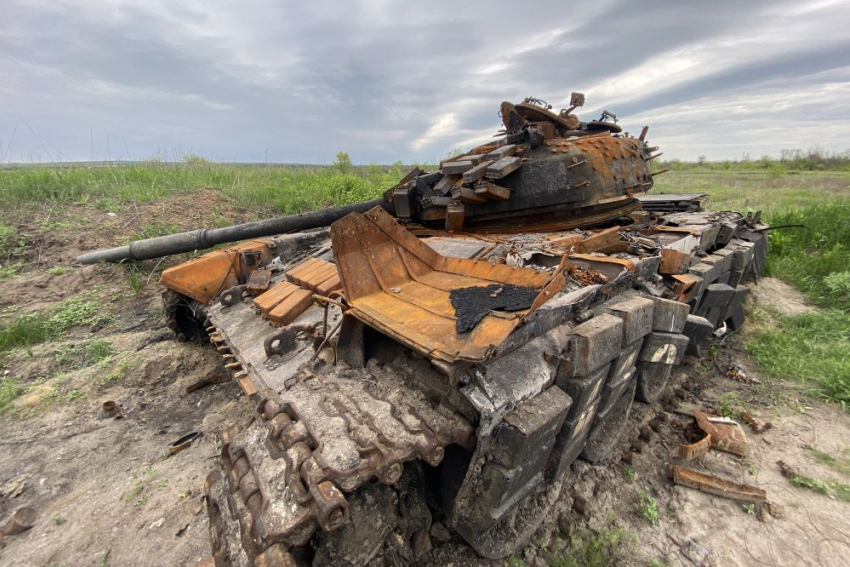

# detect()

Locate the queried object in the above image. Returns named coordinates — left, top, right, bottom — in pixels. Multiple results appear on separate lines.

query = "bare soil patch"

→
left=750, top=277, right=817, bottom=317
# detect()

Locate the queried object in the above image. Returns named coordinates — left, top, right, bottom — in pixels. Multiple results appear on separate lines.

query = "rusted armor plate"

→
left=331, top=207, right=565, bottom=363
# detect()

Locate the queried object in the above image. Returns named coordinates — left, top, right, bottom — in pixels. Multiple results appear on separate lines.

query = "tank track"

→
left=204, top=353, right=475, bottom=566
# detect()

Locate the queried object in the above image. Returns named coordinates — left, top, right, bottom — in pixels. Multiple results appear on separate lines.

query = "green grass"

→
left=0, top=377, right=25, bottom=412
left=654, top=170, right=850, bottom=216
left=763, top=202, right=850, bottom=309
left=635, top=489, right=660, bottom=525
left=0, top=161, right=405, bottom=214
left=716, top=392, right=745, bottom=418
left=546, top=525, right=636, bottom=567
left=745, top=309, right=849, bottom=404
left=0, top=312, right=51, bottom=352
left=790, top=474, right=830, bottom=495
left=0, top=222, right=27, bottom=258
left=729, top=201, right=850, bottom=406
left=125, top=268, right=143, bottom=296
left=0, top=291, right=114, bottom=355
left=0, top=223, right=28, bottom=278
left=0, top=263, right=24, bottom=280
left=787, top=472, right=850, bottom=502
left=54, top=340, right=115, bottom=370
left=99, top=352, right=139, bottom=387
left=806, top=446, right=850, bottom=477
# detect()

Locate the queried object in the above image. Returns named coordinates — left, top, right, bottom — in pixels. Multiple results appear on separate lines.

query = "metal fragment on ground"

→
left=756, top=501, right=784, bottom=522
left=693, top=410, right=751, bottom=456
left=169, top=431, right=203, bottom=455
left=669, top=465, right=767, bottom=502
left=672, top=434, right=711, bottom=460
left=1, top=507, right=37, bottom=536
left=776, top=460, right=798, bottom=478
left=740, top=412, right=773, bottom=434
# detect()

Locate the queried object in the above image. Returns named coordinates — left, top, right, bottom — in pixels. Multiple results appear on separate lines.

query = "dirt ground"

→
left=1, top=195, right=849, bottom=567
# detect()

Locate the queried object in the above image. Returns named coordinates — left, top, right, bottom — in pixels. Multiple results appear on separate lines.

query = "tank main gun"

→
left=75, top=198, right=390, bottom=264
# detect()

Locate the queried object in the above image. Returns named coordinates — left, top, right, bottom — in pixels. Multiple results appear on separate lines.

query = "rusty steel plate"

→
left=331, top=207, right=566, bottom=363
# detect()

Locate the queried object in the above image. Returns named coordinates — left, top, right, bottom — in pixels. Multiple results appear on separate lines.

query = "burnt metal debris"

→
left=75, top=93, right=770, bottom=566
left=450, top=284, right=540, bottom=333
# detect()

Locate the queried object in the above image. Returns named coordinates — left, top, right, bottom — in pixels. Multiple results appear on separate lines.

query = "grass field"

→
left=0, top=160, right=398, bottom=215
left=745, top=201, right=850, bottom=405
left=654, top=170, right=850, bottom=213
left=1, top=162, right=848, bottom=405
left=656, top=170, right=849, bottom=405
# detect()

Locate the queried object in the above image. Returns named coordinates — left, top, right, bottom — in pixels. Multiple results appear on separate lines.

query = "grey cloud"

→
left=614, top=41, right=850, bottom=118
left=1, top=0, right=848, bottom=163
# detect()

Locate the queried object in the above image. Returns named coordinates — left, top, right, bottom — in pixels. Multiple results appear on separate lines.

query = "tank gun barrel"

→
left=75, top=198, right=389, bottom=264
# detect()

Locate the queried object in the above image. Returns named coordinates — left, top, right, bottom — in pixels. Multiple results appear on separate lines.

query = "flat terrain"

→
left=0, top=166, right=848, bottom=566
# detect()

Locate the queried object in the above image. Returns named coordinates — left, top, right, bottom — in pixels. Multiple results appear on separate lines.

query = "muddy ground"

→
left=1, top=193, right=848, bottom=567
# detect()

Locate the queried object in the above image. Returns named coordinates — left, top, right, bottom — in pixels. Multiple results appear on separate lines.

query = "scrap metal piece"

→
left=776, top=460, right=798, bottom=478
left=693, top=410, right=751, bottom=457
left=638, top=193, right=707, bottom=213
left=186, top=374, right=231, bottom=393
left=669, top=465, right=766, bottom=502
left=169, top=431, right=203, bottom=455
left=1, top=507, right=36, bottom=536
left=97, top=400, right=120, bottom=419
left=740, top=412, right=773, bottom=434
left=757, top=501, right=784, bottom=522
left=672, top=434, right=711, bottom=460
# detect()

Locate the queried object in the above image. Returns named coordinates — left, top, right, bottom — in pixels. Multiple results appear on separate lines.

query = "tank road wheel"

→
left=462, top=480, right=562, bottom=560
left=634, top=362, right=673, bottom=404
left=162, top=289, right=209, bottom=342
left=580, top=378, right=637, bottom=463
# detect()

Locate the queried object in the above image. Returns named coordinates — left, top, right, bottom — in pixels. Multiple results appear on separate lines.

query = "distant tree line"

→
left=658, top=147, right=850, bottom=172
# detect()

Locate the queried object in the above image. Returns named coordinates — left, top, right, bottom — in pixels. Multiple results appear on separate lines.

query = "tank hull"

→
left=197, top=202, right=767, bottom=566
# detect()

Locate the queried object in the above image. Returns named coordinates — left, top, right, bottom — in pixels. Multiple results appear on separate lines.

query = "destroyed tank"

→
left=77, top=93, right=769, bottom=566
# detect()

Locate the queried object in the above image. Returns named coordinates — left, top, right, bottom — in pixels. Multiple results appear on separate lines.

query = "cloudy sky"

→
left=2, top=0, right=849, bottom=164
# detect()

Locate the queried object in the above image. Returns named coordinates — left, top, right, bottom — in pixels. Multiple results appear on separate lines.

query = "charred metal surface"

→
left=331, top=207, right=565, bottom=364
left=450, top=284, right=540, bottom=333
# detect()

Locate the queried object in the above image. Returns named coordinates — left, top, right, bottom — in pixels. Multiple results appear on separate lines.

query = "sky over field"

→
left=2, top=0, right=850, bottom=163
